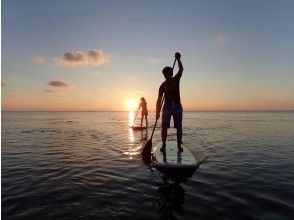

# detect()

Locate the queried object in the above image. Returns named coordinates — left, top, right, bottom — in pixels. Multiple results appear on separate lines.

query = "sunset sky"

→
left=2, top=0, right=294, bottom=111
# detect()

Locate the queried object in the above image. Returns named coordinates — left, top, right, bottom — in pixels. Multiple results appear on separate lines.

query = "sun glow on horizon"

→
left=127, top=99, right=137, bottom=111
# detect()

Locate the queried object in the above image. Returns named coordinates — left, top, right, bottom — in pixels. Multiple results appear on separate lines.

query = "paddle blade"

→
left=141, top=139, right=152, bottom=163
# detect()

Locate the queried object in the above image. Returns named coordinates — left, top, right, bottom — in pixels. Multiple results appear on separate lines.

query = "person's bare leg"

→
left=160, top=128, right=167, bottom=152
left=140, top=116, right=143, bottom=127
left=145, top=115, right=148, bottom=127
left=177, top=127, right=183, bottom=152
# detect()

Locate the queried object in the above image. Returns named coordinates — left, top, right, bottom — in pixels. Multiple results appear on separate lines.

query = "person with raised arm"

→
left=156, top=52, right=184, bottom=152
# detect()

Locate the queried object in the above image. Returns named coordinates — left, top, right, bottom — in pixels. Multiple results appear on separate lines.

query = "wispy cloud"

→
left=80, top=71, right=101, bottom=77
left=148, top=58, right=160, bottom=64
left=33, top=56, right=45, bottom=64
left=216, top=34, right=228, bottom=44
left=45, top=88, right=58, bottom=93
left=2, top=81, right=8, bottom=87
left=48, top=80, right=69, bottom=87
left=126, top=90, right=147, bottom=95
left=44, top=88, right=63, bottom=97
left=134, top=90, right=147, bottom=95
left=55, top=49, right=109, bottom=67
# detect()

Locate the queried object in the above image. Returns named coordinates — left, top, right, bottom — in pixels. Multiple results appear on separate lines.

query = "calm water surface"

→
left=2, top=111, right=294, bottom=219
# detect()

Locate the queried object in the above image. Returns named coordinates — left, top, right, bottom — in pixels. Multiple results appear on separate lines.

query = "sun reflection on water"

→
left=128, top=126, right=134, bottom=143
left=124, top=111, right=148, bottom=159
left=129, top=111, right=135, bottom=127
left=126, top=111, right=136, bottom=159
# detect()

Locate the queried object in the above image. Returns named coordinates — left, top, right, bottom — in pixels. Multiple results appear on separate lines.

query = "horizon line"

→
left=2, top=109, right=294, bottom=113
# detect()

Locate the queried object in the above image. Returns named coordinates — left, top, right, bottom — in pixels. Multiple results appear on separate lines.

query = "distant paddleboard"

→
left=131, top=126, right=148, bottom=130
left=151, top=141, right=197, bottom=178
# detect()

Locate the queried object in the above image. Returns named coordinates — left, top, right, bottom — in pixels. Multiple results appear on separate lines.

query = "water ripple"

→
left=2, top=111, right=294, bottom=219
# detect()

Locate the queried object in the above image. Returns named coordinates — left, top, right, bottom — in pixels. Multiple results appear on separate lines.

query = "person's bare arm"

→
left=156, top=85, right=164, bottom=120
left=174, top=52, right=183, bottom=79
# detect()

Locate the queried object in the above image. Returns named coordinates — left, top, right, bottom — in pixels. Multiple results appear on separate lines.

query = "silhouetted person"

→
left=156, top=52, right=183, bottom=152
left=138, top=97, right=148, bottom=127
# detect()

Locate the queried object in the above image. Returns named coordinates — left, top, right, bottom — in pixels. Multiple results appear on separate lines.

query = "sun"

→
left=127, top=99, right=137, bottom=111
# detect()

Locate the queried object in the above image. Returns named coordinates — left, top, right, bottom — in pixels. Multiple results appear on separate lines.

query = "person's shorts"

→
left=162, top=105, right=183, bottom=129
left=141, top=111, right=148, bottom=116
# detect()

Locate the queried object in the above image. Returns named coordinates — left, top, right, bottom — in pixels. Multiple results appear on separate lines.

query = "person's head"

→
left=141, top=97, right=145, bottom=103
left=162, top=66, right=173, bottom=79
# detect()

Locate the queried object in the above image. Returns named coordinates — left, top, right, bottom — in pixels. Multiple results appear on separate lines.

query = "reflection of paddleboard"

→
left=130, top=126, right=148, bottom=130
left=151, top=141, right=197, bottom=178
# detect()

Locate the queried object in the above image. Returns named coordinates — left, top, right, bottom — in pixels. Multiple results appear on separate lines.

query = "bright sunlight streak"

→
left=127, top=99, right=137, bottom=111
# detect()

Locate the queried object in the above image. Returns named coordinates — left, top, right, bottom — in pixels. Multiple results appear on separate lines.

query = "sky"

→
left=2, top=0, right=294, bottom=111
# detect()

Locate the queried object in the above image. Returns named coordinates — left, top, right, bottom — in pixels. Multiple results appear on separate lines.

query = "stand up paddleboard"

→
left=130, top=126, right=147, bottom=130
left=151, top=141, right=197, bottom=178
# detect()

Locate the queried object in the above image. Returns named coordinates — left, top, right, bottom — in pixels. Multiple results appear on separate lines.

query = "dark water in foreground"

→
left=2, top=111, right=294, bottom=219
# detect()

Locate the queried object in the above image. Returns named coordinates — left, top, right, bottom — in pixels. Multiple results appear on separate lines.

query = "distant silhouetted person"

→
left=156, top=52, right=183, bottom=152
left=138, top=97, right=148, bottom=127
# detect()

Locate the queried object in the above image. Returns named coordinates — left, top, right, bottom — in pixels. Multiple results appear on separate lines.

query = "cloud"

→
left=2, top=81, right=8, bottom=87
left=55, top=49, right=109, bottom=66
left=45, top=88, right=58, bottom=93
left=48, top=80, right=69, bottom=87
left=44, top=88, right=63, bottom=97
left=33, top=56, right=45, bottom=64
left=216, top=34, right=228, bottom=44
left=45, top=80, right=71, bottom=95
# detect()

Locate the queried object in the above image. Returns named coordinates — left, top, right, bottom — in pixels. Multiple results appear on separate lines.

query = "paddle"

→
left=141, top=57, right=177, bottom=162
left=172, top=57, right=177, bottom=69
left=141, top=96, right=164, bottom=162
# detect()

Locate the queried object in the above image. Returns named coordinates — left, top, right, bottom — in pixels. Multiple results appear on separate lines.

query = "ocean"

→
left=2, top=111, right=294, bottom=219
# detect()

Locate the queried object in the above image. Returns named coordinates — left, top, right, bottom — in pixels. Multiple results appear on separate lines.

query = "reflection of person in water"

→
left=138, top=97, right=148, bottom=127
left=140, top=129, right=148, bottom=142
left=161, top=150, right=182, bottom=164
left=162, top=150, right=167, bottom=163
left=158, top=177, right=186, bottom=217
left=177, top=151, right=182, bottom=164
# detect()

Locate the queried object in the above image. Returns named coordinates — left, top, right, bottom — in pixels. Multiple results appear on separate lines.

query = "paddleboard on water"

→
left=151, top=141, right=197, bottom=178
left=130, top=126, right=148, bottom=130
